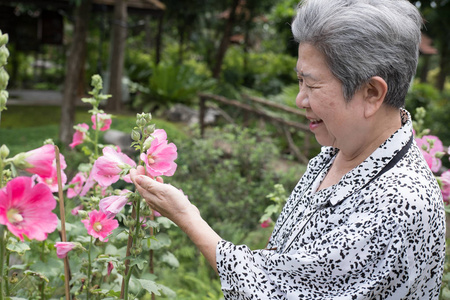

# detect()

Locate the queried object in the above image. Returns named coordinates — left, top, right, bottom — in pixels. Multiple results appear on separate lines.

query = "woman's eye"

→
left=298, top=78, right=314, bottom=89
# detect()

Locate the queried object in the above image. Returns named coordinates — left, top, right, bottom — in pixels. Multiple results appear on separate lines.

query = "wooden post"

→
left=55, top=146, right=71, bottom=300
left=199, top=96, right=206, bottom=138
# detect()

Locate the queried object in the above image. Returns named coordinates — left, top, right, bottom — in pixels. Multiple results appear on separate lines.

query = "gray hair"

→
left=292, top=0, right=423, bottom=108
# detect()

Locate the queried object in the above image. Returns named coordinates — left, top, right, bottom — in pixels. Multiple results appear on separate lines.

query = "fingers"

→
left=130, top=166, right=146, bottom=184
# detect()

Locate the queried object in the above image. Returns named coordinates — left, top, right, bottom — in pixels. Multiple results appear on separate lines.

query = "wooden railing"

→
left=198, top=92, right=313, bottom=163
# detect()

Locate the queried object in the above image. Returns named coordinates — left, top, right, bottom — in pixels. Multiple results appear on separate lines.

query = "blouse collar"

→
left=325, top=108, right=413, bottom=206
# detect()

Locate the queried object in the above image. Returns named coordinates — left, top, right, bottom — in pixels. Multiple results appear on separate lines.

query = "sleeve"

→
left=216, top=215, right=407, bottom=299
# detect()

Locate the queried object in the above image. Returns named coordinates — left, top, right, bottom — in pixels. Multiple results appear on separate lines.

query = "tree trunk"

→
left=155, top=13, right=163, bottom=65
left=107, top=0, right=127, bottom=112
left=436, top=37, right=449, bottom=92
left=419, top=55, right=430, bottom=83
left=212, top=0, right=240, bottom=79
left=59, top=0, right=91, bottom=147
left=178, top=25, right=185, bottom=63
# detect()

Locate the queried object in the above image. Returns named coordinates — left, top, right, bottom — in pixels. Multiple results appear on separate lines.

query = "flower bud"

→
left=77, top=210, right=88, bottom=219
left=91, top=74, right=103, bottom=90
left=132, top=246, right=142, bottom=255
left=0, top=144, right=9, bottom=159
left=435, top=151, right=445, bottom=159
left=0, top=46, right=9, bottom=67
left=0, top=67, right=9, bottom=90
left=116, top=263, right=125, bottom=273
left=0, top=33, right=8, bottom=47
left=136, top=116, right=146, bottom=128
left=142, top=136, right=154, bottom=152
left=141, top=206, right=151, bottom=216
left=126, top=216, right=136, bottom=227
left=0, top=90, right=7, bottom=111
left=131, top=129, right=141, bottom=141
left=137, top=228, right=146, bottom=239
left=143, top=124, right=155, bottom=136
left=11, top=153, right=32, bottom=169
left=144, top=113, right=152, bottom=123
left=9, top=272, right=18, bottom=284
left=90, top=196, right=100, bottom=204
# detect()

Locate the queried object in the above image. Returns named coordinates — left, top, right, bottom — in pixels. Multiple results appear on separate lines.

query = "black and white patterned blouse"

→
left=216, top=110, right=446, bottom=299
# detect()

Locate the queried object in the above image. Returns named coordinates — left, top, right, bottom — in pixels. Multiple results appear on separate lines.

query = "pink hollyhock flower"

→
left=0, top=177, right=58, bottom=241
left=23, top=144, right=55, bottom=178
left=71, top=204, right=84, bottom=216
left=92, top=113, right=112, bottom=131
left=69, top=123, right=89, bottom=149
left=140, top=130, right=177, bottom=177
left=260, top=218, right=272, bottom=228
left=33, top=155, right=68, bottom=193
left=107, top=261, right=114, bottom=276
left=441, top=170, right=450, bottom=205
left=55, top=242, right=77, bottom=258
left=92, top=147, right=136, bottom=187
left=81, top=210, right=119, bottom=242
left=415, top=135, right=444, bottom=173
left=67, top=172, right=86, bottom=198
left=99, top=189, right=131, bottom=217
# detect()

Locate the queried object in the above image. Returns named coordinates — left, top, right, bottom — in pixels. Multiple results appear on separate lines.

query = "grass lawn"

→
left=0, top=105, right=189, bottom=157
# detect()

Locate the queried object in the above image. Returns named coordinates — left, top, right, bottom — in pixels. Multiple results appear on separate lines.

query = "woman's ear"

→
left=363, top=76, right=388, bottom=118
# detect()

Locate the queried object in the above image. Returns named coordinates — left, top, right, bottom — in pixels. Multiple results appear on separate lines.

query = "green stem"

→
left=123, top=202, right=141, bottom=300
left=4, top=242, right=8, bottom=297
left=94, top=114, right=99, bottom=158
left=0, top=159, right=4, bottom=189
left=40, top=282, right=45, bottom=300
left=87, top=236, right=92, bottom=300
left=0, top=225, right=4, bottom=300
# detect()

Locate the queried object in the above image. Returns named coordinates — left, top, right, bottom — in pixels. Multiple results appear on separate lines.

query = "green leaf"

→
left=138, top=279, right=161, bottom=296
left=128, top=257, right=147, bottom=270
left=160, top=252, right=179, bottom=268
left=156, top=217, right=176, bottom=229
left=24, top=270, right=49, bottom=283
left=137, top=278, right=176, bottom=298
left=30, top=258, right=63, bottom=279
left=75, top=235, right=91, bottom=243
left=147, top=233, right=171, bottom=250
left=6, top=239, right=30, bottom=255
left=157, top=283, right=176, bottom=298
left=9, top=264, right=26, bottom=270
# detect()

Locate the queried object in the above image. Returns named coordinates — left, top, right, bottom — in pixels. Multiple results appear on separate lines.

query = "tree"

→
left=59, top=0, right=92, bottom=146
left=413, top=0, right=450, bottom=91
left=106, top=0, right=127, bottom=112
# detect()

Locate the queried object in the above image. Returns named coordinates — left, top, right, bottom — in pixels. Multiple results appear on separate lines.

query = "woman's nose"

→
left=296, top=89, right=309, bottom=109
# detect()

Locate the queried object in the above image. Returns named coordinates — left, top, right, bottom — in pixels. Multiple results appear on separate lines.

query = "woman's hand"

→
left=130, top=166, right=221, bottom=272
left=130, top=166, right=199, bottom=228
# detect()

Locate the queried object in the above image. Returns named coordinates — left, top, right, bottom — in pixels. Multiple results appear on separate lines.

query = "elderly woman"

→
left=130, top=0, right=446, bottom=298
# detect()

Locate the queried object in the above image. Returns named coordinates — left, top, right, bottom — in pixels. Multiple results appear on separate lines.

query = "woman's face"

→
left=295, top=43, right=365, bottom=149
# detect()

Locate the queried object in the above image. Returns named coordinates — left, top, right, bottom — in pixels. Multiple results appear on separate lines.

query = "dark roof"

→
left=0, top=0, right=165, bottom=11
left=94, top=0, right=165, bottom=11
left=420, top=33, right=438, bottom=55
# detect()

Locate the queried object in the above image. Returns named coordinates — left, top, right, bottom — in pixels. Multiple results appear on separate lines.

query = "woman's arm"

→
left=130, top=166, right=222, bottom=273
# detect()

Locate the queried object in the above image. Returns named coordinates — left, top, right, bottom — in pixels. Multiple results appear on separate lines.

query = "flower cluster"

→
left=415, top=134, right=450, bottom=204
left=0, top=74, right=179, bottom=299
left=0, top=29, right=8, bottom=112
left=413, top=108, right=450, bottom=205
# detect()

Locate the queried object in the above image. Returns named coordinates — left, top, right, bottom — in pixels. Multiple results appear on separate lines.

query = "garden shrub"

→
left=133, top=61, right=216, bottom=112
left=170, top=124, right=302, bottom=240
left=405, top=81, right=441, bottom=115
left=222, top=46, right=297, bottom=96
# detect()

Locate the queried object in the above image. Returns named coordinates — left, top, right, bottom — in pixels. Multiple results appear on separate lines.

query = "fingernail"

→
left=135, top=176, right=142, bottom=185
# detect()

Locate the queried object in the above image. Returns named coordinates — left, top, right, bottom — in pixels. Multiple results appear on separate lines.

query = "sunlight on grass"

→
left=0, top=105, right=189, bottom=157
